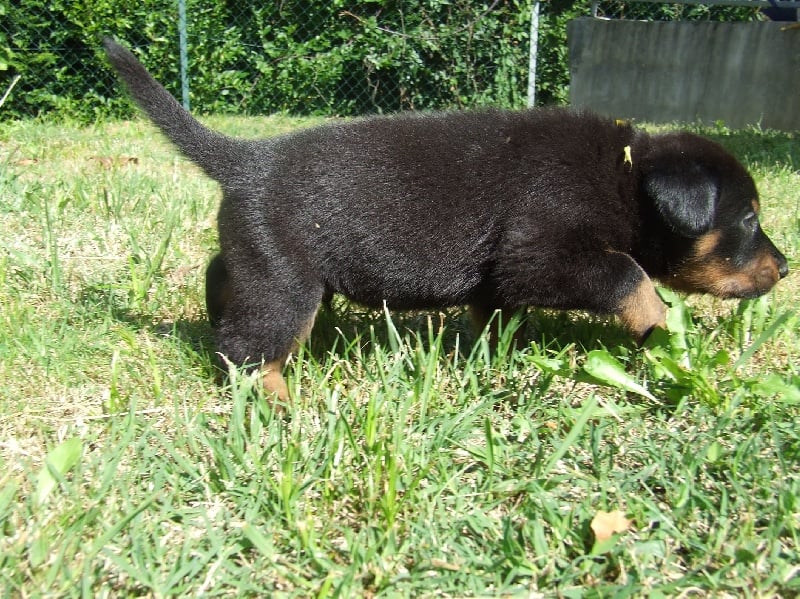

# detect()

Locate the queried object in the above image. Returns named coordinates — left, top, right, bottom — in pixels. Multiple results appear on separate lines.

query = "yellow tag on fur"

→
left=623, top=145, right=633, bottom=170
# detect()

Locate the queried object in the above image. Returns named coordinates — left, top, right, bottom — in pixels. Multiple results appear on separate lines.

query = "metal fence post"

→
left=178, top=0, right=190, bottom=110
left=527, top=1, right=540, bottom=108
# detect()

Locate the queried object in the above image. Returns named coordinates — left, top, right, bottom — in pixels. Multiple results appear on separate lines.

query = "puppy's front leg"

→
left=616, top=275, right=667, bottom=343
left=213, top=268, right=322, bottom=406
left=259, top=305, right=319, bottom=405
left=597, top=251, right=666, bottom=342
left=503, top=248, right=666, bottom=343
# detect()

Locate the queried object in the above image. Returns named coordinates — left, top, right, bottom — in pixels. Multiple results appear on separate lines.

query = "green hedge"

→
left=1, top=0, right=760, bottom=121
left=3, top=0, right=563, bottom=120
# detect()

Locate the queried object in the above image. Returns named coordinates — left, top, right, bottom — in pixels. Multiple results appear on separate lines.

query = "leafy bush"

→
left=2, top=0, right=540, bottom=120
left=0, top=0, right=762, bottom=120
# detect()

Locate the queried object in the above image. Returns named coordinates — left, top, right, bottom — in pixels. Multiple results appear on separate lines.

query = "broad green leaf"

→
left=643, top=325, right=671, bottom=351
left=657, top=287, right=692, bottom=362
left=241, top=522, right=275, bottom=558
left=35, top=437, right=82, bottom=506
left=527, top=354, right=569, bottom=375
left=665, top=298, right=692, bottom=338
left=0, top=482, right=17, bottom=519
left=590, top=534, right=619, bottom=556
left=750, top=374, right=800, bottom=403
left=708, top=350, right=731, bottom=368
left=583, top=350, right=656, bottom=401
left=644, top=347, right=684, bottom=382
left=705, top=441, right=723, bottom=462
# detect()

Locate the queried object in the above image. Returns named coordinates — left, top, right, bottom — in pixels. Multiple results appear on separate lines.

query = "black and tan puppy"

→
left=104, top=38, right=788, bottom=402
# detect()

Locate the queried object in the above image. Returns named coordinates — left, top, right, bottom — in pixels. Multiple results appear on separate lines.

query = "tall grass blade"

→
left=540, top=395, right=598, bottom=477
left=733, top=310, right=792, bottom=370
left=383, top=301, right=402, bottom=354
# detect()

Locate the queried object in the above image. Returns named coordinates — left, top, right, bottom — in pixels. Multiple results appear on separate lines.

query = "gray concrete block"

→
left=568, top=18, right=800, bottom=131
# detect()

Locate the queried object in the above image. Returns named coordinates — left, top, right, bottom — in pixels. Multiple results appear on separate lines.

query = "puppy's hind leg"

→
left=214, top=262, right=323, bottom=405
left=469, top=303, right=526, bottom=352
left=205, top=253, right=230, bottom=327
left=261, top=302, right=320, bottom=403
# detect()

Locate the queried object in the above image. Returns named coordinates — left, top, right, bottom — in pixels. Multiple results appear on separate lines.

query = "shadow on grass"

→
left=685, top=125, right=799, bottom=170
left=77, top=282, right=219, bottom=378
left=304, top=298, right=635, bottom=363
left=78, top=282, right=639, bottom=381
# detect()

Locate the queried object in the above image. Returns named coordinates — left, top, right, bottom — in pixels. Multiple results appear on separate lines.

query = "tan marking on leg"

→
left=261, top=359, right=290, bottom=404
left=293, top=308, right=318, bottom=351
left=618, top=277, right=667, bottom=343
left=259, top=308, right=319, bottom=407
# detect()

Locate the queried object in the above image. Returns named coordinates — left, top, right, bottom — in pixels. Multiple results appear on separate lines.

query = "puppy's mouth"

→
left=667, top=253, right=785, bottom=299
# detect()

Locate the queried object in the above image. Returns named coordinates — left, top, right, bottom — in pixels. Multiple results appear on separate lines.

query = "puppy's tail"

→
left=103, top=37, right=244, bottom=183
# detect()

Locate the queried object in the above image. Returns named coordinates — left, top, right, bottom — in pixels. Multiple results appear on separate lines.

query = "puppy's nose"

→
left=769, top=241, right=789, bottom=279
left=778, top=254, right=789, bottom=279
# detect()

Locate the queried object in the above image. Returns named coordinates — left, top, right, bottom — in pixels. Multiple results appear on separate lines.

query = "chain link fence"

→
left=1, top=0, right=787, bottom=121
left=593, top=0, right=772, bottom=20
left=2, top=0, right=539, bottom=120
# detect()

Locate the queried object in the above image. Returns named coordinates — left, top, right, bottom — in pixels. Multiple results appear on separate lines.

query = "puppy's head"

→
left=642, top=133, right=788, bottom=298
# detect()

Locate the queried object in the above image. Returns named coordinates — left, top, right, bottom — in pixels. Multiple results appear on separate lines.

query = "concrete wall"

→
left=568, top=18, right=800, bottom=131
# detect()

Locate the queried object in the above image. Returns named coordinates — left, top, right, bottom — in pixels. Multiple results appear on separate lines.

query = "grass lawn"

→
left=0, top=115, right=798, bottom=596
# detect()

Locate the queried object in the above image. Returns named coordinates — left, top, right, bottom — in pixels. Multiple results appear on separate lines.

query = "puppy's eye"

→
left=742, top=211, right=758, bottom=230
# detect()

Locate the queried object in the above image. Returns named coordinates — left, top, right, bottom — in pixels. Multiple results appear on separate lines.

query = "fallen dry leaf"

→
left=90, top=155, right=139, bottom=169
left=91, top=156, right=114, bottom=169
left=429, top=558, right=461, bottom=572
left=590, top=510, right=632, bottom=542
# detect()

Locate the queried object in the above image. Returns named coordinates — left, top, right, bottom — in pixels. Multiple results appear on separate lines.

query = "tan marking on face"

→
left=669, top=235, right=782, bottom=298
left=751, top=198, right=760, bottom=214
left=693, top=230, right=722, bottom=259
left=744, top=249, right=783, bottom=291
left=617, top=277, right=667, bottom=343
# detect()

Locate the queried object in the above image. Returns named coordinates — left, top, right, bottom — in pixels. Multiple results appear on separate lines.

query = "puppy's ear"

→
left=644, top=163, right=717, bottom=237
